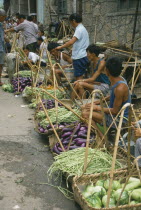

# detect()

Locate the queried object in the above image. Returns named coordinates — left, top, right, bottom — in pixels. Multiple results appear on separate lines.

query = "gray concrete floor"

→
left=0, top=88, right=81, bottom=210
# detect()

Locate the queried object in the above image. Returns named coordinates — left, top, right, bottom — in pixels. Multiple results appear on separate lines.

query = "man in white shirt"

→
left=22, top=46, right=46, bottom=68
left=5, top=14, right=38, bottom=52
left=56, top=13, right=89, bottom=80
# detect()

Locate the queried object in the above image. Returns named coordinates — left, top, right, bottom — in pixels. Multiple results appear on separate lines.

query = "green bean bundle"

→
left=48, top=148, right=123, bottom=177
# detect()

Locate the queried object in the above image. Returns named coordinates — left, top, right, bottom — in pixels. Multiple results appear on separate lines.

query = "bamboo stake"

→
left=106, top=103, right=131, bottom=208
left=11, top=33, right=18, bottom=52
left=39, top=96, right=65, bottom=152
left=106, top=46, right=139, bottom=57
left=40, top=89, right=101, bottom=135
left=127, top=107, right=132, bottom=171
left=132, top=65, right=141, bottom=90
left=131, top=56, right=137, bottom=93
left=116, top=156, right=141, bottom=207
left=121, top=55, right=133, bottom=76
left=83, top=89, right=102, bottom=173
left=52, top=64, right=59, bottom=128
left=100, top=97, right=108, bottom=147
left=56, top=63, right=83, bottom=104
left=66, top=122, right=80, bottom=151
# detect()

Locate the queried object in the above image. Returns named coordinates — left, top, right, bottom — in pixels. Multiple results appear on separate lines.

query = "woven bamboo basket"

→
left=73, top=170, right=141, bottom=210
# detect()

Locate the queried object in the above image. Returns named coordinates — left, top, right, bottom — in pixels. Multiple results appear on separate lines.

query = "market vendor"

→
left=48, top=42, right=72, bottom=83
left=133, top=121, right=141, bottom=166
left=22, top=46, right=46, bottom=68
left=82, top=56, right=131, bottom=129
left=55, top=13, right=89, bottom=80
left=71, top=44, right=110, bottom=99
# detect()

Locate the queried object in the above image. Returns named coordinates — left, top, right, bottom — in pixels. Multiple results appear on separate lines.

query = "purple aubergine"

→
left=80, top=126, right=87, bottom=131
left=62, top=136, right=71, bottom=142
left=69, top=145, right=80, bottom=150
left=77, top=131, right=87, bottom=138
left=62, top=127, right=73, bottom=132
left=76, top=139, right=87, bottom=146
left=81, top=143, right=86, bottom=147
left=57, top=146, right=63, bottom=152
left=39, top=128, right=44, bottom=133
left=61, top=132, right=72, bottom=138
left=53, top=145, right=60, bottom=154
left=75, top=123, right=81, bottom=133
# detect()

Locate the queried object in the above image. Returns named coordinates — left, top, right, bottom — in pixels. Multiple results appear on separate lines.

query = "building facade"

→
left=82, top=0, right=141, bottom=50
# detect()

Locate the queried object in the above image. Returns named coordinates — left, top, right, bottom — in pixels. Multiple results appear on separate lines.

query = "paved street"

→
left=0, top=88, right=80, bottom=210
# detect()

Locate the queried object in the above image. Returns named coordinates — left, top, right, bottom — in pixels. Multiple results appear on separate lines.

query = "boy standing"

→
left=56, top=13, right=89, bottom=80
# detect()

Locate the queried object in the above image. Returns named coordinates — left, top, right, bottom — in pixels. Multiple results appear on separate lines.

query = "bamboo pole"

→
left=40, top=89, right=101, bottom=135
left=127, top=107, right=132, bottom=171
left=106, top=103, right=131, bottom=208
left=116, top=156, right=141, bottom=207
left=121, top=55, right=133, bottom=76
left=100, top=97, right=108, bottom=147
left=106, top=46, right=139, bottom=57
left=56, top=63, right=83, bottom=104
left=131, top=56, right=137, bottom=93
left=83, top=89, right=102, bottom=173
left=132, top=65, right=141, bottom=90
left=39, top=96, right=65, bottom=152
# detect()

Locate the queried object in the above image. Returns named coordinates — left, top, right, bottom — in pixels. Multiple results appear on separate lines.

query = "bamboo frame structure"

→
left=106, top=103, right=131, bottom=208
left=39, top=96, right=65, bottom=152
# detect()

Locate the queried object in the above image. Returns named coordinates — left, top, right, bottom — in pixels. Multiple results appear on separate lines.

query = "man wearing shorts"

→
left=56, top=13, right=89, bottom=80
left=82, top=57, right=131, bottom=129
left=71, top=44, right=110, bottom=99
left=0, top=9, right=6, bottom=85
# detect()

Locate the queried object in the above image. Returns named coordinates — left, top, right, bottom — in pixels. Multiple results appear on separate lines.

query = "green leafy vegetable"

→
left=114, top=188, right=129, bottom=205
left=131, top=189, right=141, bottom=202
left=86, top=194, right=102, bottom=208
left=102, top=195, right=116, bottom=208
left=104, top=180, right=121, bottom=191
left=2, top=83, right=14, bottom=93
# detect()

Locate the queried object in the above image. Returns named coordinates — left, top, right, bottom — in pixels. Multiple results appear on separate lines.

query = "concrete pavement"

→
left=0, top=88, right=80, bottom=210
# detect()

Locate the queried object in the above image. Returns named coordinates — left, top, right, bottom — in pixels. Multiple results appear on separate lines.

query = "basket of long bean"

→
left=72, top=169, right=141, bottom=210
left=47, top=148, right=124, bottom=179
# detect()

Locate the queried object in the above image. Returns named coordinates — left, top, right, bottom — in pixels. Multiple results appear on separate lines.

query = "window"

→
left=58, top=0, right=67, bottom=14
left=118, top=0, right=141, bottom=10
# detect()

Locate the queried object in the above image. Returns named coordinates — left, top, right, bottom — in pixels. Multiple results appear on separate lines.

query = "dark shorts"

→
left=0, top=52, right=5, bottom=64
left=73, top=56, right=89, bottom=77
left=26, top=42, right=37, bottom=52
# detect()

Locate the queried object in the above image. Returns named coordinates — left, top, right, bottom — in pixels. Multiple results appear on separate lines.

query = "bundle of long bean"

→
left=47, top=148, right=123, bottom=177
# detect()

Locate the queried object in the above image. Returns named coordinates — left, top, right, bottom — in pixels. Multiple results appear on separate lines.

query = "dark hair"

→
left=18, top=14, right=26, bottom=20
left=23, top=46, right=30, bottom=51
left=86, top=44, right=101, bottom=57
left=69, top=13, right=82, bottom=23
left=38, top=37, right=43, bottom=42
left=47, top=42, right=60, bottom=52
left=27, top=16, right=33, bottom=21
left=106, top=57, right=122, bottom=77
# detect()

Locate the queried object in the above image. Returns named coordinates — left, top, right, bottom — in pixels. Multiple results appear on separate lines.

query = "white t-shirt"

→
left=28, top=52, right=46, bottom=64
left=72, top=23, right=89, bottom=60
left=39, top=42, right=48, bottom=59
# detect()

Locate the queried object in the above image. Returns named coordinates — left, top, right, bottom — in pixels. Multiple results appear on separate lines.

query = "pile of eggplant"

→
left=37, top=122, right=76, bottom=134
left=53, top=123, right=95, bottom=154
left=39, top=99, right=63, bottom=110
left=12, top=77, right=32, bottom=92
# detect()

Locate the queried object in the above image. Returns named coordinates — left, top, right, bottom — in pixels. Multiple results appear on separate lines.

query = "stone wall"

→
left=82, top=0, right=141, bottom=50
